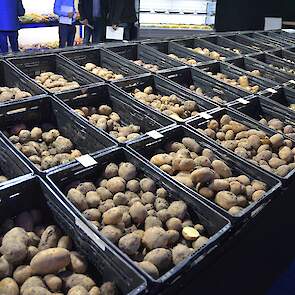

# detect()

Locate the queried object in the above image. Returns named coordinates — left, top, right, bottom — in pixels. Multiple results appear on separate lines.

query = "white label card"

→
left=106, top=26, right=124, bottom=40
left=76, top=155, right=97, bottom=167
left=147, top=130, right=164, bottom=139
left=266, top=88, right=277, bottom=94
left=237, top=98, right=250, bottom=105
left=75, top=218, right=106, bottom=251
left=199, top=112, right=213, bottom=119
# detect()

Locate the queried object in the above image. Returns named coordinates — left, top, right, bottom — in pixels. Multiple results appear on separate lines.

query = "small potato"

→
left=126, top=180, right=140, bottom=193
left=57, top=236, right=72, bottom=250
left=182, top=227, right=200, bottom=241
left=77, top=182, right=96, bottom=195
left=85, top=191, right=101, bottom=208
left=182, top=138, right=201, bottom=153
left=106, top=177, right=126, bottom=194
left=69, top=251, right=88, bottom=274
left=68, top=285, right=88, bottom=295
left=156, top=188, right=168, bottom=199
left=228, top=206, right=243, bottom=216
left=138, top=261, right=159, bottom=279
left=279, top=146, right=292, bottom=162
left=30, top=248, right=70, bottom=275
left=89, top=286, right=101, bottom=295
left=252, top=190, right=266, bottom=202
left=215, top=191, right=238, bottom=210
left=172, top=244, right=193, bottom=265
left=142, top=227, right=169, bottom=250
left=100, top=225, right=122, bottom=244
left=0, top=256, right=12, bottom=279
left=157, top=209, right=171, bottom=223
left=251, top=180, right=267, bottom=191
left=104, top=163, right=118, bottom=179
left=0, top=278, right=19, bottom=295
left=211, top=160, right=232, bottom=178
left=21, top=276, right=45, bottom=294
left=103, top=208, right=123, bottom=225
left=191, top=168, right=215, bottom=184
left=67, top=189, right=89, bottom=212
left=96, top=187, right=113, bottom=201
left=167, top=201, right=187, bottom=220
left=209, top=179, right=229, bottom=192
left=38, top=225, right=61, bottom=250
left=13, top=265, right=32, bottom=285
left=129, top=202, right=147, bottom=224
left=44, top=274, right=62, bottom=292
left=100, top=282, right=117, bottom=295
left=270, top=134, right=284, bottom=148
left=63, top=273, right=96, bottom=291
left=154, top=198, right=169, bottom=211
left=118, top=162, right=137, bottom=181
left=192, top=236, right=209, bottom=250
left=140, top=178, right=156, bottom=193
left=199, top=187, right=214, bottom=199
left=151, top=154, right=172, bottom=166
left=145, top=216, right=162, bottom=230
left=144, top=248, right=172, bottom=273
left=118, top=233, right=141, bottom=256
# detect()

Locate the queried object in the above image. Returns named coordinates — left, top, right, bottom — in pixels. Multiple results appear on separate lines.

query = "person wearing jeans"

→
left=78, top=0, right=107, bottom=44
left=54, top=0, right=76, bottom=48
left=0, top=0, right=25, bottom=54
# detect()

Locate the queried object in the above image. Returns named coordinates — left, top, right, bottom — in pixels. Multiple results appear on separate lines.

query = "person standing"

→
left=0, top=0, right=25, bottom=54
left=54, top=0, right=77, bottom=48
left=78, top=0, right=107, bottom=44
left=108, top=0, right=137, bottom=41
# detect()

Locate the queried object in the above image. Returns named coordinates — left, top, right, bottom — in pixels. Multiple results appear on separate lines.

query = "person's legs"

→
left=8, top=31, right=19, bottom=52
left=0, top=32, right=9, bottom=54
left=67, top=25, right=76, bottom=47
left=58, top=24, right=68, bottom=48
left=83, top=26, right=92, bottom=45
left=92, top=18, right=105, bottom=43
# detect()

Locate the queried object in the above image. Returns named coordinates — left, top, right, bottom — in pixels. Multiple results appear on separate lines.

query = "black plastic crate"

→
left=266, top=49, right=295, bottom=65
left=105, top=43, right=184, bottom=73
left=112, top=74, right=220, bottom=124
left=258, top=31, right=295, bottom=45
left=226, top=57, right=295, bottom=87
left=0, top=95, right=117, bottom=175
left=200, top=35, right=259, bottom=55
left=0, top=175, right=147, bottom=295
left=128, top=125, right=281, bottom=222
left=197, top=61, right=277, bottom=95
left=142, top=40, right=213, bottom=66
left=186, top=108, right=295, bottom=186
left=229, top=95, right=295, bottom=141
left=54, top=84, right=175, bottom=144
left=172, top=38, right=240, bottom=61
left=0, top=60, right=46, bottom=104
left=159, top=66, right=248, bottom=105
left=61, top=48, right=148, bottom=82
left=47, top=147, right=231, bottom=291
left=7, top=53, right=99, bottom=93
left=259, top=86, right=295, bottom=115
left=224, top=34, right=276, bottom=52
left=0, top=137, right=33, bottom=187
left=243, top=32, right=292, bottom=48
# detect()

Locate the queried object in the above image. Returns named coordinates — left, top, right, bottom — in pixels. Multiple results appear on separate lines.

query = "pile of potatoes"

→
left=66, top=162, right=210, bottom=279
left=74, top=104, right=141, bottom=143
left=0, top=209, right=117, bottom=295
left=0, top=87, right=32, bottom=103
left=132, top=60, right=159, bottom=73
left=258, top=117, right=295, bottom=139
left=206, top=71, right=260, bottom=93
left=35, top=72, right=80, bottom=93
left=289, top=104, right=295, bottom=111
left=269, top=63, right=295, bottom=75
left=148, top=137, right=267, bottom=215
left=188, top=47, right=226, bottom=61
left=84, top=63, right=124, bottom=81
left=188, top=85, right=225, bottom=105
left=8, top=125, right=82, bottom=171
left=168, top=54, right=199, bottom=66
left=131, top=86, right=200, bottom=122
left=197, top=114, right=295, bottom=177
left=225, top=48, right=241, bottom=54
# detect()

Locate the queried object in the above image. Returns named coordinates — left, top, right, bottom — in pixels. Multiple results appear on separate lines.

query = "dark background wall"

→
left=215, top=0, right=288, bottom=32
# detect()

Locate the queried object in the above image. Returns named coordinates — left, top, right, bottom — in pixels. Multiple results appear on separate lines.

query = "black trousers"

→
left=83, top=17, right=105, bottom=44
left=58, top=23, right=76, bottom=48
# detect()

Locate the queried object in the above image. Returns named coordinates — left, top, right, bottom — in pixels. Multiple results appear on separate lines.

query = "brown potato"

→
left=142, top=227, right=169, bottom=250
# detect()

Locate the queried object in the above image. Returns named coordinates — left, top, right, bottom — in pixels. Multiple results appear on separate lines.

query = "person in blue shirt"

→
left=54, top=0, right=76, bottom=48
left=0, top=0, right=25, bottom=54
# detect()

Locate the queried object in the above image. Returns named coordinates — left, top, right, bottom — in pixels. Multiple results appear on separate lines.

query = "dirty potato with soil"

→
left=35, top=72, right=80, bottom=93
left=8, top=125, right=82, bottom=171
left=74, top=104, right=141, bottom=143
left=66, top=162, right=210, bottom=279
left=0, top=87, right=32, bottom=103
left=0, top=209, right=117, bottom=295
left=130, top=86, right=200, bottom=122
left=197, top=114, right=295, bottom=177
left=84, top=63, right=124, bottom=81
left=148, top=137, right=268, bottom=215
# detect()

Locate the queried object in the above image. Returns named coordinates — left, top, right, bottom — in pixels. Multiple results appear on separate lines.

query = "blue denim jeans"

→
left=0, top=31, right=19, bottom=54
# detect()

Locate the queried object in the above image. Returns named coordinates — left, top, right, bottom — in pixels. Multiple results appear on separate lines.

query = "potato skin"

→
left=0, top=277, right=19, bottom=295
left=144, top=248, right=172, bottom=273
left=138, top=261, right=159, bottom=279
left=142, top=227, right=169, bottom=250
left=13, top=265, right=32, bottom=285
left=172, top=244, right=193, bottom=265
left=118, top=233, right=141, bottom=256
left=63, top=273, right=96, bottom=291
left=30, top=248, right=70, bottom=275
